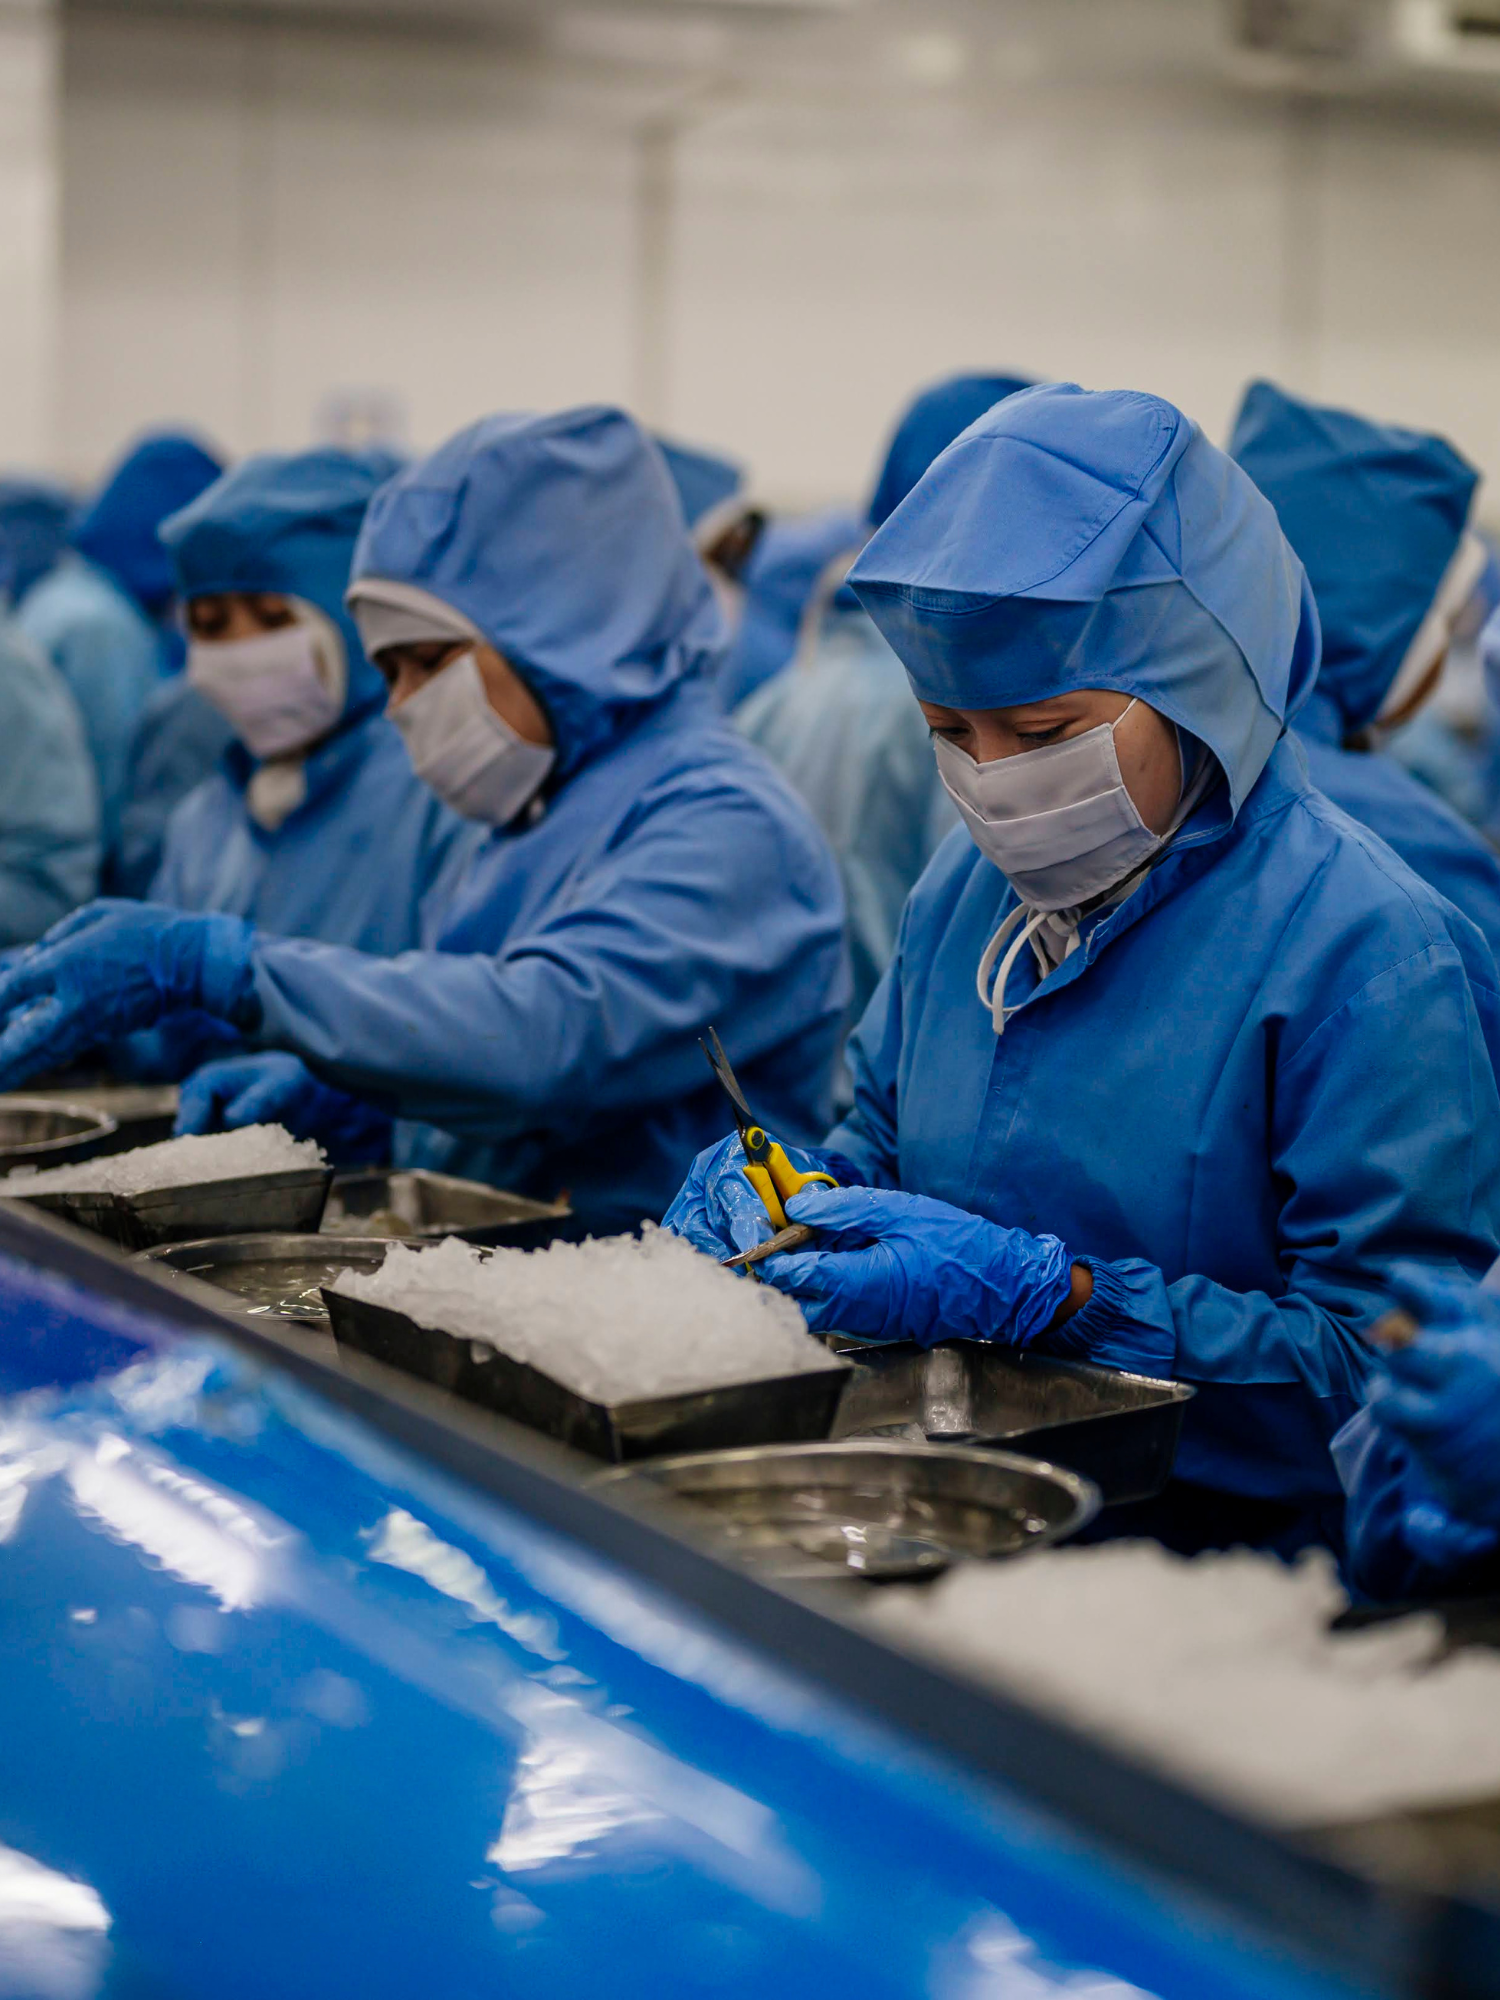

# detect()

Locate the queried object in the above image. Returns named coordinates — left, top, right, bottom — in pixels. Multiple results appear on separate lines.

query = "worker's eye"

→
left=1016, top=724, right=1066, bottom=747
left=249, top=595, right=298, bottom=631
left=927, top=723, right=970, bottom=745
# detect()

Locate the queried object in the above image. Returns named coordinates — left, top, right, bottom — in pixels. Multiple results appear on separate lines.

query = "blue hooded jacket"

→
left=654, top=436, right=743, bottom=532
left=717, top=507, right=865, bottom=713
left=1229, top=381, right=1500, bottom=963
left=738, top=374, right=1034, bottom=1021
left=840, top=383, right=1500, bottom=1549
left=16, top=436, right=223, bottom=854
left=71, top=431, right=224, bottom=619
left=0, top=479, right=73, bottom=606
left=0, top=622, right=100, bottom=944
left=237, top=406, right=848, bottom=1229
left=146, top=446, right=474, bottom=964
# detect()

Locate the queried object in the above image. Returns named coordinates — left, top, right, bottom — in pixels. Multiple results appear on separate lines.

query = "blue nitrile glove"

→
left=757, top=1181, right=1075, bottom=1342
left=0, top=900, right=257, bottom=1089
left=176, top=1052, right=391, bottom=1165
left=662, top=1131, right=863, bottom=1262
left=1367, top=1262, right=1500, bottom=1546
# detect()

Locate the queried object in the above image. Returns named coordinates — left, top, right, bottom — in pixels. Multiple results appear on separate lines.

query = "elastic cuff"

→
left=1041, top=1255, right=1177, bottom=1375
left=198, top=915, right=262, bottom=1031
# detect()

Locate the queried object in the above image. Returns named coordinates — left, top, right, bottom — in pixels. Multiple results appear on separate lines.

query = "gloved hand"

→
left=755, top=1181, right=1076, bottom=1343
left=663, top=1131, right=861, bottom=1262
left=177, top=1052, right=391, bottom=1164
left=1368, top=1263, right=1500, bottom=1540
left=0, top=901, right=257, bottom=1090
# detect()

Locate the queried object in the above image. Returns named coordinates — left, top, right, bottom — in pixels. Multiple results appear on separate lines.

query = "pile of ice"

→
left=330, top=1227, right=839, bottom=1404
left=4, top=1125, right=326, bottom=1197
left=866, top=1541, right=1500, bottom=1826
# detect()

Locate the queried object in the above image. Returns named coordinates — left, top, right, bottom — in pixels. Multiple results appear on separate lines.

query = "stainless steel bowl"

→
left=0, top=1097, right=119, bottom=1172
left=138, top=1232, right=390, bottom=1327
left=591, top=1439, right=1099, bottom=1581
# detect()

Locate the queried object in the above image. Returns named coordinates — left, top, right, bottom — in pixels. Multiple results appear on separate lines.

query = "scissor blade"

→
left=699, top=1025, right=755, bottom=1130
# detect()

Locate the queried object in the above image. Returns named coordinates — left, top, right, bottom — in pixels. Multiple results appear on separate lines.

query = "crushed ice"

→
left=5, top=1124, right=325, bottom=1196
left=330, top=1227, right=839, bottom=1403
left=866, top=1540, right=1500, bottom=1825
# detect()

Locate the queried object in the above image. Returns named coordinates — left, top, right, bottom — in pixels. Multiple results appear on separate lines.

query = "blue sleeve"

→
left=1057, top=941, right=1500, bottom=1474
left=0, top=637, right=101, bottom=946
left=250, top=778, right=844, bottom=1142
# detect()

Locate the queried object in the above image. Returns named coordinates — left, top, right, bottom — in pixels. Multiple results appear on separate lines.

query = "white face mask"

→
left=934, top=698, right=1170, bottom=914
left=187, top=616, right=345, bottom=761
left=393, top=650, right=555, bottom=826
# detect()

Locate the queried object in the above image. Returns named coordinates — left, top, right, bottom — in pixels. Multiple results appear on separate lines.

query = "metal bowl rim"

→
left=135, top=1231, right=396, bottom=1267
left=591, top=1438, right=1101, bottom=1514
left=0, top=1097, right=120, bottom=1156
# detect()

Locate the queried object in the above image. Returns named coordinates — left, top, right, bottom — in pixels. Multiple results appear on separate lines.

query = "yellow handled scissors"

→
left=699, top=1026, right=836, bottom=1230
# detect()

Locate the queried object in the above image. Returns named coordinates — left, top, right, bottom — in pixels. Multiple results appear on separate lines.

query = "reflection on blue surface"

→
left=0, top=1251, right=1363, bottom=2000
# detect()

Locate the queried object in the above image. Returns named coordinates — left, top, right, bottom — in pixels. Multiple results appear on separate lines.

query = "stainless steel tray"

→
left=322, top=1167, right=571, bottom=1247
left=323, top=1286, right=850, bottom=1463
left=831, top=1340, right=1193, bottom=1506
left=591, top=1440, right=1099, bottom=1582
left=137, top=1232, right=389, bottom=1327
left=10, top=1167, right=333, bottom=1251
left=0, top=1097, right=118, bottom=1172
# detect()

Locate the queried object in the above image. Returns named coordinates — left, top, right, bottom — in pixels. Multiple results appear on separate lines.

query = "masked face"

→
left=186, top=601, right=346, bottom=760
left=390, top=649, right=555, bottom=825
left=931, top=696, right=1184, bottom=913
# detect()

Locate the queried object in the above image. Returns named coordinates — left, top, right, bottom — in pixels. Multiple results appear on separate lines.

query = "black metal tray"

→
left=8, top=1166, right=333, bottom=1251
left=830, top=1338, right=1192, bottom=1505
left=323, top=1287, right=850, bottom=1463
left=321, top=1167, right=571, bottom=1248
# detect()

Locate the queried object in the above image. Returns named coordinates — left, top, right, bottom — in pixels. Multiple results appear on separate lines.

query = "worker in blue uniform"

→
left=0, top=407, right=848, bottom=1231
left=16, top=433, right=223, bottom=856
left=0, top=620, right=100, bottom=944
left=112, top=446, right=475, bottom=1096
left=738, top=374, right=1031, bottom=1020
left=1336, top=1266, right=1500, bottom=1601
left=669, top=383, right=1500, bottom=1553
left=0, top=478, right=73, bottom=607
left=1229, top=380, right=1500, bottom=960
left=716, top=505, right=865, bottom=713
left=655, top=435, right=744, bottom=538
left=154, top=447, right=472, bottom=952
left=113, top=679, right=234, bottom=898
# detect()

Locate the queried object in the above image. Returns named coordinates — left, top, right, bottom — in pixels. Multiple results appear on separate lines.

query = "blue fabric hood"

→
left=162, top=447, right=399, bottom=728
left=71, top=433, right=224, bottom=616
left=850, top=383, right=1319, bottom=818
left=1229, top=379, right=1478, bottom=734
left=867, top=374, right=1035, bottom=528
left=654, top=435, right=744, bottom=530
left=0, top=479, right=74, bottom=604
left=350, top=406, right=726, bottom=776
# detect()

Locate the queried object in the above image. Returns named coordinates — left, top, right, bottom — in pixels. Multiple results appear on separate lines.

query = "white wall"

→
left=56, top=0, right=1500, bottom=510
left=0, top=0, right=58, bottom=466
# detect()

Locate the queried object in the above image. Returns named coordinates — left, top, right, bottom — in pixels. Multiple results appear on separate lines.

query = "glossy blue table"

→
left=0, top=1209, right=1455, bottom=2000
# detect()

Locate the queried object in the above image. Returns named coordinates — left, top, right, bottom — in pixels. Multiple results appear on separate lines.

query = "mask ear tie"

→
left=977, top=903, right=1051, bottom=1036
